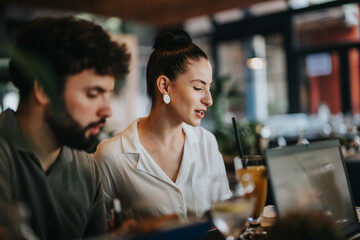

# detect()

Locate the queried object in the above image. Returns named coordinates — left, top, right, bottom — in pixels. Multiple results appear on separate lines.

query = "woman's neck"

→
left=137, top=108, right=185, bottom=182
left=138, top=109, right=184, bottom=147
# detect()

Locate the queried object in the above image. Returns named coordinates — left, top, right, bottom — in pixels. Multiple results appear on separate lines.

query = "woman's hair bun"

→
left=153, top=29, right=192, bottom=49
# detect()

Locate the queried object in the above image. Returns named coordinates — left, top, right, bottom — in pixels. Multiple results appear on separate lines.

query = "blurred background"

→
left=0, top=0, right=359, bottom=158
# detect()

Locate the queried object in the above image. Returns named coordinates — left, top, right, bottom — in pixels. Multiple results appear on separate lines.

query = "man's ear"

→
left=33, top=80, right=49, bottom=105
left=156, top=75, right=171, bottom=95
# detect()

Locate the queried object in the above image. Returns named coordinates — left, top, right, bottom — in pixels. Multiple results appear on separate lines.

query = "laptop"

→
left=264, top=139, right=360, bottom=239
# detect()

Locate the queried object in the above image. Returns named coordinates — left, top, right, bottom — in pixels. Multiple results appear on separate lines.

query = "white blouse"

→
left=94, top=118, right=231, bottom=221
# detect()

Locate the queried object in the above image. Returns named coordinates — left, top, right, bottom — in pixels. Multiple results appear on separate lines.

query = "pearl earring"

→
left=163, top=94, right=170, bottom=104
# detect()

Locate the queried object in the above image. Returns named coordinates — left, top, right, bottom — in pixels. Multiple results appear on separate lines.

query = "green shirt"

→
left=0, top=109, right=107, bottom=239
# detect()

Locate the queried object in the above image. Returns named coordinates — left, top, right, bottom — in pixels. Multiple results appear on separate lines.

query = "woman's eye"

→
left=193, top=87, right=202, bottom=91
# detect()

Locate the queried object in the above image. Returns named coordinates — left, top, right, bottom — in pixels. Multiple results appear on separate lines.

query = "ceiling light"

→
left=247, top=57, right=267, bottom=70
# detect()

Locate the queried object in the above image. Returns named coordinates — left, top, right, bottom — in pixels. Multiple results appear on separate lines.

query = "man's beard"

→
left=44, top=106, right=105, bottom=151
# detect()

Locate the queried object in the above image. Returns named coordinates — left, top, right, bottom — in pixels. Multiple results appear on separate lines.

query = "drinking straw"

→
left=232, top=117, right=244, bottom=159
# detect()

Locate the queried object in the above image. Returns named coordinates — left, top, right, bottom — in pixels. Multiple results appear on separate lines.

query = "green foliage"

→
left=213, top=122, right=259, bottom=156
left=208, top=75, right=261, bottom=156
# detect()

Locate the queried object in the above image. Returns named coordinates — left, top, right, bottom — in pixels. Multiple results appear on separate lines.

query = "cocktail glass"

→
left=237, top=155, right=268, bottom=240
left=211, top=173, right=255, bottom=240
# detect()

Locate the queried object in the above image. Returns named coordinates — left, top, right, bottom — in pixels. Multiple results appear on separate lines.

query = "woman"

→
left=94, top=29, right=231, bottom=221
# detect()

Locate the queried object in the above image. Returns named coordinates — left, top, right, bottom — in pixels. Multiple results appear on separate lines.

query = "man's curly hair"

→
left=9, top=16, right=130, bottom=102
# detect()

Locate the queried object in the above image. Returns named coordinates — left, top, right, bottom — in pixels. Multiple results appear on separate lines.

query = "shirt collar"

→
left=58, top=145, right=73, bottom=164
left=123, top=118, right=199, bottom=185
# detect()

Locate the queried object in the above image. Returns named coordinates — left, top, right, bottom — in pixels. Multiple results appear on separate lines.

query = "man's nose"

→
left=98, top=99, right=112, bottom=119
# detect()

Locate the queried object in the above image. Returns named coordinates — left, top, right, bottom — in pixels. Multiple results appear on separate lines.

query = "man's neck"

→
left=16, top=104, right=61, bottom=172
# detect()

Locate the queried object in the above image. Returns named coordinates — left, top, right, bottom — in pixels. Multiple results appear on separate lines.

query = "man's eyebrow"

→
left=86, top=86, right=106, bottom=93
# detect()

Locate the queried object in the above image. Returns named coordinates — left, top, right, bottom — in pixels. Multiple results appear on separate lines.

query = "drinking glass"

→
left=211, top=173, right=255, bottom=240
left=237, top=155, right=268, bottom=240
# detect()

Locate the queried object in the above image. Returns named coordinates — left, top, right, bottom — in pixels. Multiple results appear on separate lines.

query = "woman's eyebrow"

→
left=191, top=79, right=213, bottom=85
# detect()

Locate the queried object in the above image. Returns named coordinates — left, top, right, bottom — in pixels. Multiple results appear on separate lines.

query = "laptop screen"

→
left=264, top=139, right=359, bottom=236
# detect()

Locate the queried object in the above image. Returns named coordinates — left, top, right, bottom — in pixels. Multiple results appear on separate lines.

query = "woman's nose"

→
left=202, top=90, right=213, bottom=107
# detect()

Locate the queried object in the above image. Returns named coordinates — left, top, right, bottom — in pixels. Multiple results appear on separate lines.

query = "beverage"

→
left=237, top=165, right=267, bottom=220
left=212, top=197, right=254, bottom=238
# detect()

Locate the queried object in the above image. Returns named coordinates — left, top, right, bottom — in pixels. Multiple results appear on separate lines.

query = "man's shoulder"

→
left=65, top=148, right=103, bottom=187
left=0, top=110, right=12, bottom=137
left=0, top=125, right=8, bottom=143
left=70, top=148, right=95, bottom=165
left=0, top=133, right=11, bottom=148
left=0, top=126, right=15, bottom=161
left=0, top=110, right=25, bottom=151
left=67, top=148, right=98, bottom=172
left=70, top=148, right=93, bottom=159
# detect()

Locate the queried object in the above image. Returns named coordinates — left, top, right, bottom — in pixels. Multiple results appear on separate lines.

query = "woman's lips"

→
left=195, top=110, right=205, bottom=119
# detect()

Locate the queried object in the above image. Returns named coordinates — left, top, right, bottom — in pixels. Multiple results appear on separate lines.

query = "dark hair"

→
left=9, top=16, right=130, bottom=103
left=146, top=29, right=208, bottom=104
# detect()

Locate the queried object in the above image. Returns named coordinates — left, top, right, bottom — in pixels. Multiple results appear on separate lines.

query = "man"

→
left=0, top=16, right=130, bottom=239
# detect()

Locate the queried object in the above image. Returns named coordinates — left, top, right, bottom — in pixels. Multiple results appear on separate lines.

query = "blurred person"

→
left=94, top=29, right=231, bottom=221
left=0, top=16, right=131, bottom=239
left=267, top=211, right=343, bottom=240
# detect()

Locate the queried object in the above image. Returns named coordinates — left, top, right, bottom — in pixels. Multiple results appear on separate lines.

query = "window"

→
left=216, top=33, right=287, bottom=122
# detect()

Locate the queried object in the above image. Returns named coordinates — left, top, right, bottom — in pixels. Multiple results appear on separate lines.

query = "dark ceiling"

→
left=2, top=0, right=277, bottom=27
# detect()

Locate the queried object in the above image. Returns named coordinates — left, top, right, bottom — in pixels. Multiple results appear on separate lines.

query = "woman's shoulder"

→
left=94, top=135, right=122, bottom=161
left=94, top=119, right=140, bottom=160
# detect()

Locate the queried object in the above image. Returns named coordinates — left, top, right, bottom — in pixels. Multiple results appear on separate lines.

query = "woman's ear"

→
left=156, top=75, right=171, bottom=95
left=33, top=80, right=49, bottom=106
